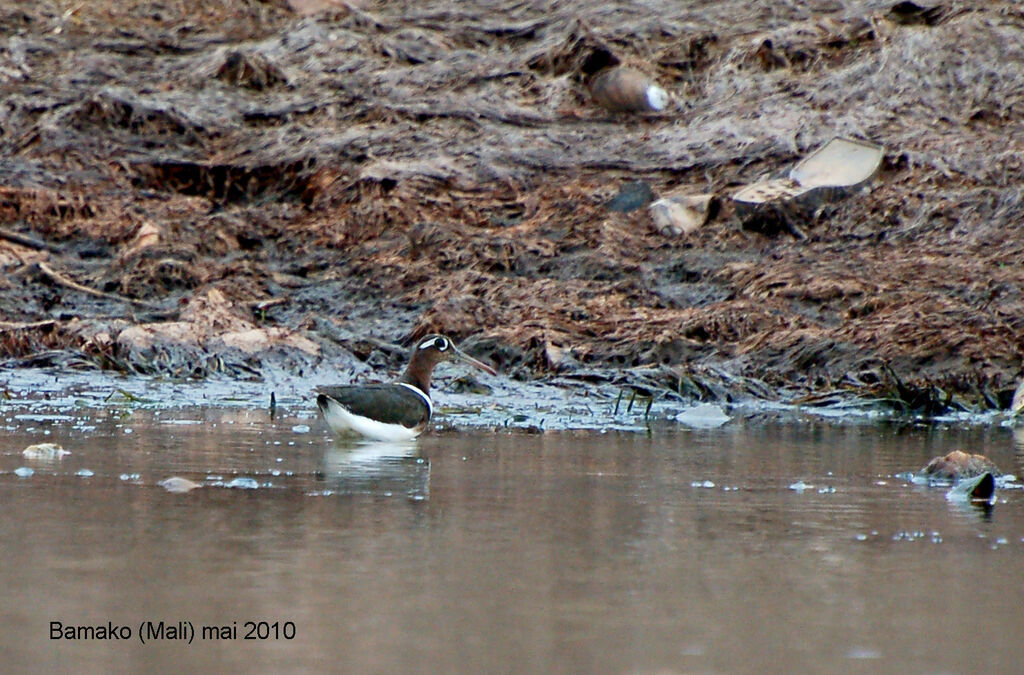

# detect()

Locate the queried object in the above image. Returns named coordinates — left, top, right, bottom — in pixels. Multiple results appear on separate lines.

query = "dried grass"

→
left=0, top=0, right=1022, bottom=402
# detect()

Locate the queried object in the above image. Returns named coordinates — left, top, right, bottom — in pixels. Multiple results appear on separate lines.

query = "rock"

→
left=1011, top=379, right=1024, bottom=415
left=675, top=403, right=731, bottom=428
left=649, top=194, right=717, bottom=236
left=286, top=0, right=351, bottom=15
left=121, top=221, right=161, bottom=260
left=158, top=476, right=203, bottom=493
left=210, top=327, right=319, bottom=356
left=732, top=137, right=884, bottom=238
left=605, top=181, right=655, bottom=213
left=887, top=1, right=952, bottom=26
left=589, top=66, right=669, bottom=113
left=544, top=341, right=578, bottom=371
left=111, top=288, right=319, bottom=375
left=945, top=472, right=995, bottom=504
left=215, top=50, right=288, bottom=90
left=917, top=450, right=1000, bottom=482
left=22, top=442, right=70, bottom=460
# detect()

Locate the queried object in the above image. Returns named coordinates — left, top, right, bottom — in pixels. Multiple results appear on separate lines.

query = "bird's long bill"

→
left=452, top=346, right=497, bottom=375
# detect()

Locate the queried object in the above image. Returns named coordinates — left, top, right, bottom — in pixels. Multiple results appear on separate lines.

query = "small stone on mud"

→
left=159, top=476, right=203, bottom=493
left=648, top=194, right=717, bottom=236
left=544, top=342, right=577, bottom=371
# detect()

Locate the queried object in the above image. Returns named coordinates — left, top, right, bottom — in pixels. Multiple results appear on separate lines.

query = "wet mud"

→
left=1, top=1, right=1023, bottom=417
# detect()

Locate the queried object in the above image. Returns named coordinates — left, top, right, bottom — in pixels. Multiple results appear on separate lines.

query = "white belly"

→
left=320, top=398, right=421, bottom=442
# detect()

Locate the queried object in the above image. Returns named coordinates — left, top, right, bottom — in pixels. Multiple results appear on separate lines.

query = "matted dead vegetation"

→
left=0, top=0, right=1022, bottom=412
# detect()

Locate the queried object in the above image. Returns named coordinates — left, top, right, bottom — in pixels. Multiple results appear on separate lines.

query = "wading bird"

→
left=316, top=334, right=496, bottom=441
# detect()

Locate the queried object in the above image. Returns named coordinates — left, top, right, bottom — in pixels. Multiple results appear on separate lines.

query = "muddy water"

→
left=3, top=388, right=1024, bottom=672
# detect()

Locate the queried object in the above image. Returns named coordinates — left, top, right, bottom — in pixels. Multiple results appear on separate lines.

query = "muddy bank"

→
left=0, top=1, right=1022, bottom=415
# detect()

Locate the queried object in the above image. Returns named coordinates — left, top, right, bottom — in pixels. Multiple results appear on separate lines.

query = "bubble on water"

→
left=789, top=481, right=810, bottom=492
left=817, top=486, right=835, bottom=494
left=224, top=477, right=259, bottom=489
left=271, top=469, right=281, bottom=476
left=124, top=428, right=133, bottom=434
left=14, top=467, right=34, bottom=478
left=119, top=473, right=141, bottom=482
left=292, top=425, right=310, bottom=433
left=690, top=480, right=715, bottom=489
left=75, top=469, right=94, bottom=477
left=893, top=531, right=922, bottom=542
left=855, top=533, right=868, bottom=541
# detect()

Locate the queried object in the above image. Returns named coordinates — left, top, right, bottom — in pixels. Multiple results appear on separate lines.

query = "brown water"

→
left=3, top=401, right=1024, bottom=673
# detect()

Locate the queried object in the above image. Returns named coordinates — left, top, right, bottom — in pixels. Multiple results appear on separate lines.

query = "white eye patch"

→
left=419, top=337, right=449, bottom=351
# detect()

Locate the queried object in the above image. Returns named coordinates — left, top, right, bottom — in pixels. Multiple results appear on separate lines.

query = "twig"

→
left=0, top=225, right=61, bottom=252
left=36, top=261, right=162, bottom=309
left=0, top=319, right=58, bottom=331
left=248, top=297, right=288, bottom=312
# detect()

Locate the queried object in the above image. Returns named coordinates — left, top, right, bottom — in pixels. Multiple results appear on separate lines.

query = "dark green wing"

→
left=316, top=384, right=430, bottom=429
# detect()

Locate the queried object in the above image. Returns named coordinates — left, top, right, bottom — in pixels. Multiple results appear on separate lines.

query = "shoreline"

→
left=0, top=2, right=1022, bottom=415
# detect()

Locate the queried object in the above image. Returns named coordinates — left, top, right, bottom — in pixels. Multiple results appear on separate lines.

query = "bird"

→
left=316, top=334, right=496, bottom=441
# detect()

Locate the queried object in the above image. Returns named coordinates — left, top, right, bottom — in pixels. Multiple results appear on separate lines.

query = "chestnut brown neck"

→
left=397, top=348, right=443, bottom=395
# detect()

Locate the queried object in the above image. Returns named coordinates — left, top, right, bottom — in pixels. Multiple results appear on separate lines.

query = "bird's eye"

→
left=419, top=336, right=449, bottom=351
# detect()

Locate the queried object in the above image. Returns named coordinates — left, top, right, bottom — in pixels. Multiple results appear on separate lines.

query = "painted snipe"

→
left=316, top=334, right=496, bottom=441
